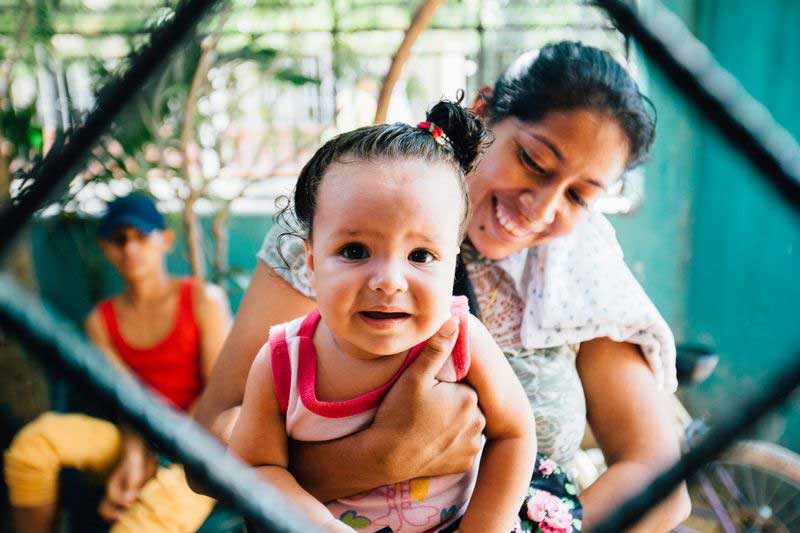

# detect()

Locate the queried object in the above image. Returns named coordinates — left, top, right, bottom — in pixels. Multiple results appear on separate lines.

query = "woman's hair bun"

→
left=426, top=90, right=489, bottom=174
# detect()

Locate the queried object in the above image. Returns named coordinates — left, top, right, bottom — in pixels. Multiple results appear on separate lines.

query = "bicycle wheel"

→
left=678, top=440, right=800, bottom=533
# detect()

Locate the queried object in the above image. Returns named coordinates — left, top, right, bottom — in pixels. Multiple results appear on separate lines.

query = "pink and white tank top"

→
left=269, top=296, right=480, bottom=532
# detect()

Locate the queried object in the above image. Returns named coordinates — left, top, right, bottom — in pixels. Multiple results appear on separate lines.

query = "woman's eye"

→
left=567, top=189, right=587, bottom=208
left=408, top=249, right=435, bottom=264
left=339, top=244, right=369, bottom=260
left=519, top=149, right=545, bottom=173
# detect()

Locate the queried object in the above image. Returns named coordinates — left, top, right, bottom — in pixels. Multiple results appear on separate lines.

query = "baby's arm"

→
left=459, top=314, right=537, bottom=533
left=228, top=343, right=351, bottom=532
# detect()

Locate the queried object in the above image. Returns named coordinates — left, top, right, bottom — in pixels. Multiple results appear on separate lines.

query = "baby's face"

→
left=307, top=158, right=464, bottom=359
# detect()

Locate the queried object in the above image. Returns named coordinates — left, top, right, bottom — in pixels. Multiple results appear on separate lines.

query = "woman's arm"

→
left=576, top=337, right=691, bottom=531
left=458, top=315, right=537, bottom=532
left=193, top=261, right=316, bottom=430
left=192, top=261, right=486, bottom=501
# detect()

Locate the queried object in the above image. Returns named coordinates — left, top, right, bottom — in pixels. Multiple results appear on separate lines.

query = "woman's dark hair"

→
left=486, top=41, right=656, bottom=168
left=284, top=92, right=487, bottom=240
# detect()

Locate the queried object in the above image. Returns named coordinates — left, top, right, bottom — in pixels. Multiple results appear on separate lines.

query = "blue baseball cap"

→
left=98, top=193, right=166, bottom=239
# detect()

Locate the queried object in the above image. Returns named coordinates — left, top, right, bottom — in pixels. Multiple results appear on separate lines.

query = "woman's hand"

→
left=371, top=317, right=487, bottom=480
left=290, top=318, right=486, bottom=501
left=577, top=338, right=691, bottom=531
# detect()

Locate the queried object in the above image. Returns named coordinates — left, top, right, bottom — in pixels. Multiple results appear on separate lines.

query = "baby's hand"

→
left=323, top=518, right=356, bottom=532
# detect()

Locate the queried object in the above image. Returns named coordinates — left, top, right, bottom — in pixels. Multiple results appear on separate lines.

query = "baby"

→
left=229, top=98, right=536, bottom=532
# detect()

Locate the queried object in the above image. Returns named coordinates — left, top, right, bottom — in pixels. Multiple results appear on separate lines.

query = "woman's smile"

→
left=492, top=195, right=549, bottom=240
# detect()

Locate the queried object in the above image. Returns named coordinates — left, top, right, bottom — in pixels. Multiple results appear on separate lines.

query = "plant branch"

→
left=374, top=0, right=444, bottom=123
left=179, top=9, right=231, bottom=279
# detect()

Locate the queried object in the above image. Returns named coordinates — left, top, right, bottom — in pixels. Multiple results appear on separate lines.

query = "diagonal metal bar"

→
left=593, top=349, right=800, bottom=532
left=0, top=274, right=313, bottom=531
left=590, top=0, right=800, bottom=529
left=0, top=0, right=225, bottom=259
left=594, top=0, right=800, bottom=213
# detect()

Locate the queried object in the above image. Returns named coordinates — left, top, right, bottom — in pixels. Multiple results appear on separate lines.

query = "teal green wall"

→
left=613, top=0, right=800, bottom=449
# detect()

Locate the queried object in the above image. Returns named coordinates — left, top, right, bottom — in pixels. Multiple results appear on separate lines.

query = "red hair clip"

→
left=417, top=121, right=445, bottom=144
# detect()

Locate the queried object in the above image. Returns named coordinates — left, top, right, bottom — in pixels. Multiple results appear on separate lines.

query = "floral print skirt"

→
left=438, top=453, right=582, bottom=533
left=514, top=454, right=583, bottom=533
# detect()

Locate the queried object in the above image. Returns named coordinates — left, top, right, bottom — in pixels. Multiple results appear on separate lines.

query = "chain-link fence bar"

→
left=0, top=274, right=314, bottom=532
left=0, top=0, right=226, bottom=260
left=594, top=0, right=800, bottom=212
left=593, top=349, right=800, bottom=532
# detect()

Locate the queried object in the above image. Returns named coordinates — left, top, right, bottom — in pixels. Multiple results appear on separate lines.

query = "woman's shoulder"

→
left=544, top=211, right=623, bottom=266
left=257, top=221, right=315, bottom=299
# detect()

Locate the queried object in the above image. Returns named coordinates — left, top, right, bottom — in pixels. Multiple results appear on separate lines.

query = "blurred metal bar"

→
left=595, top=0, right=800, bottom=212
left=593, top=349, right=800, bottom=532
left=0, top=274, right=313, bottom=532
left=591, top=0, right=800, bottom=529
left=0, top=0, right=224, bottom=259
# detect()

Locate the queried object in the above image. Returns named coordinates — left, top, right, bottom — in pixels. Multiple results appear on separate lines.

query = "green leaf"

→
left=218, top=46, right=279, bottom=66
left=274, top=68, right=320, bottom=86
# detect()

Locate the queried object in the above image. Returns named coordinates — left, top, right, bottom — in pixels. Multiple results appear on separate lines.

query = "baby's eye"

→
left=339, top=243, right=369, bottom=260
left=408, top=249, right=436, bottom=264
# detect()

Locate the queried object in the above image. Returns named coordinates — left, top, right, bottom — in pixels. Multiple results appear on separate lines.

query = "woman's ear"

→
left=470, top=85, right=493, bottom=118
left=304, top=239, right=315, bottom=282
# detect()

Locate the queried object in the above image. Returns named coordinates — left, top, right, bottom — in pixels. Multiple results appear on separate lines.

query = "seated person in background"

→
left=4, top=192, right=231, bottom=533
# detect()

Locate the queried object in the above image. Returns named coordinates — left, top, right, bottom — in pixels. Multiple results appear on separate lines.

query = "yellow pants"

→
left=4, top=412, right=216, bottom=532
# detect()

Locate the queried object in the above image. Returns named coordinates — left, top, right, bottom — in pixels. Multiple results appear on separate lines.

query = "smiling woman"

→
left=466, top=110, right=630, bottom=257
left=467, top=41, right=654, bottom=259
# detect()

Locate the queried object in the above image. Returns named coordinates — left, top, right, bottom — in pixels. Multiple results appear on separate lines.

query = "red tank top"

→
left=98, top=278, right=202, bottom=412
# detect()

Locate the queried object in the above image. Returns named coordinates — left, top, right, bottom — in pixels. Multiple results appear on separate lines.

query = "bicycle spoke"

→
left=763, top=465, right=787, bottom=514
left=710, top=465, right=748, bottom=526
left=770, top=489, right=800, bottom=521
left=714, top=463, right=746, bottom=504
left=756, top=462, right=769, bottom=516
left=767, top=479, right=797, bottom=516
left=698, top=469, right=738, bottom=532
left=742, top=458, right=759, bottom=508
left=718, top=461, right=800, bottom=531
left=777, top=499, right=800, bottom=527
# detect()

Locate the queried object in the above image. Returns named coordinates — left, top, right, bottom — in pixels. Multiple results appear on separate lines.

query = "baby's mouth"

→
left=358, top=310, right=412, bottom=329
left=359, top=311, right=411, bottom=320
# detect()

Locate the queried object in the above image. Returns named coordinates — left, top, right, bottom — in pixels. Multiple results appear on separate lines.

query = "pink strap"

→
left=269, top=325, right=291, bottom=414
left=450, top=295, right=471, bottom=381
